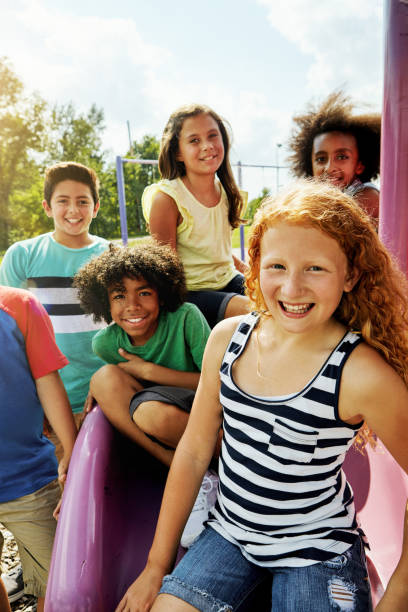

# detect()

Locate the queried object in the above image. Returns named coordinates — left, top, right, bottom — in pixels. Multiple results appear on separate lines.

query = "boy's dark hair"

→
left=43, top=162, right=100, bottom=205
left=288, top=91, right=381, bottom=183
left=159, top=103, right=245, bottom=229
left=73, top=240, right=187, bottom=324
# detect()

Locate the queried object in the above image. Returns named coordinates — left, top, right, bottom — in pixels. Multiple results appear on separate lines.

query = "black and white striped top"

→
left=208, top=312, right=363, bottom=568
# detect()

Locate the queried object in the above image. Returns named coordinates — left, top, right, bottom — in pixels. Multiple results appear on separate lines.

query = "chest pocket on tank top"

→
left=268, top=418, right=318, bottom=464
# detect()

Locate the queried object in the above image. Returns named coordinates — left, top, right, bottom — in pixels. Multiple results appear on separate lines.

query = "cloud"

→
left=1, top=1, right=167, bottom=125
left=0, top=0, right=383, bottom=198
left=258, top=0, right=383, bottom=108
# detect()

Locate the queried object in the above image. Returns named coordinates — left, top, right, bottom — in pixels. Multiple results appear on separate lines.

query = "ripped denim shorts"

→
left=159, top=526, right=372, bottom=611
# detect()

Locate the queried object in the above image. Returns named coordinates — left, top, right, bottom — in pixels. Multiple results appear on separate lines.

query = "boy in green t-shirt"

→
left=74, top=240, right=210, bottom=467
left=76, top=240, right=220, bottom=549
left=0, top=162, right=108, bottom=427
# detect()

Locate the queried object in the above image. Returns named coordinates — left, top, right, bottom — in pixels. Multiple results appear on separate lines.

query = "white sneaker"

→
left=181, top=470, right=219, bottom=548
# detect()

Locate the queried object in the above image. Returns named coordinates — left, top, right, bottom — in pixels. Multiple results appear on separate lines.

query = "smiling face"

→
left=43, top=179, right=99, bottom=247
left=259, top=222, right=357, bottom=337
left=108, top=276, right=160, bottom=346
left=311, top=131, right=364, bottom=189
left=176, top=113, right=224, bottom=177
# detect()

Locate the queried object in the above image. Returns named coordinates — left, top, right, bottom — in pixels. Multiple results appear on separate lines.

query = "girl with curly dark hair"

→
left=73, top=240, right=210, bottom=468
left=288, top=91, right=381, bottom=221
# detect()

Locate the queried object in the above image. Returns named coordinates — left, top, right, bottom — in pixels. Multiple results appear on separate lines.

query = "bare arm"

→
left=148, top=192, right=180, bottom=251
left=340, top=344, right=408, bottom=473
left=232, top=253, right=249, bottom=275
left=36, top=371, right=77, bottom=483
left=117, top=348, right=200, bottom=390
left=115, top=318, right=236, bottom=612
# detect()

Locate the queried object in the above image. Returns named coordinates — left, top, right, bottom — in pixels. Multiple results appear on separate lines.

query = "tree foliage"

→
left=123, top=135, right=160, bottom=235
left=245, top=187, right=270, bottom=222
left=45, top=102, right=106, bottom=172
left=92, top=135, right=160, bottom=240
left=0, top=57, right=162, bottom=250
left=0, top=57, right=47, bottom=250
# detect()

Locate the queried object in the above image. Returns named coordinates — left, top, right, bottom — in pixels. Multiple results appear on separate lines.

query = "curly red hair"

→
left=245, top=179, right=408, bottom=389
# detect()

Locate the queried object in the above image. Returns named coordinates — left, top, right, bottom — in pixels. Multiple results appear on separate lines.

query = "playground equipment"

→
left=45, top=1, right=408, bottom=609
left=45, top=407, right=169, bottom=612
left=379, top=0, right=408, bottom=274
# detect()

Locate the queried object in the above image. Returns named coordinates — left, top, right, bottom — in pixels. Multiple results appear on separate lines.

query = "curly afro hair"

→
left=288, top=91, right=381, bottom=183
left=73, top=239, right=187, bottom=324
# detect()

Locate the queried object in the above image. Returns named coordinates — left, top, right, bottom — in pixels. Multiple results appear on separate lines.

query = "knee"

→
left=90, top=364, right=121, bottom=398
left=224, top=295, right=250, bottom=319
left=133, top=401, right=178, bottom=439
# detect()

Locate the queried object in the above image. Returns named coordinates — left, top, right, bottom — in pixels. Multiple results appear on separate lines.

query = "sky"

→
left=1, top=0, right=384, bottom=199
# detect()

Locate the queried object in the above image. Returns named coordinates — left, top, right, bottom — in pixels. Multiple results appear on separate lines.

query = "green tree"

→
left=245, top=187, right=270, bottom=223
left=8, top=172, right=53, bottom=246
left=0, top=57, right=47, bottom=250
left=91, top=165, right=121, bottom=240
left=124, top=135, right=160, bottom=235
left=97, top=135, right=160, bottom=240
left=10, top=100, right=110, bottom=243
left=45, top=102, right=106, bottom=172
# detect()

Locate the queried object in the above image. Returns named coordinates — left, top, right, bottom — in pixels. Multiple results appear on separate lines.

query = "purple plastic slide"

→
left=44, top=406, right=169, bottom=611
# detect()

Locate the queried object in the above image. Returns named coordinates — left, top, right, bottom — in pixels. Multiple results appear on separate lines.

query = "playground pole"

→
left=379, top=0, right=408, bottom=273
left=116, top=156, right=129, bottom=246
left=237, top=161, right=246, bottom=261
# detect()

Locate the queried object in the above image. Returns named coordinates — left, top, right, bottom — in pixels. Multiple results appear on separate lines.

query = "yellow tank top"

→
left=142, top=178, right=237, bottom=291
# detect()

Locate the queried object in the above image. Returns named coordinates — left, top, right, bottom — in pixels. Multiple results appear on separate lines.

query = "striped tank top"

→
left=208, top=312, right=363, bottom=568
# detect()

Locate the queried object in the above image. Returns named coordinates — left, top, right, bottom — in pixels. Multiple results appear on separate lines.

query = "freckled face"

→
left=312, top=131, right=364, bottom=189
left=108, top=276, right=160, bottom=346
left=259, top=223, right=356, bottom=336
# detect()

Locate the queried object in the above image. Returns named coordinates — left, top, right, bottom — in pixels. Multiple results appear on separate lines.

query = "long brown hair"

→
left=158, top=104, right=244, bottom=228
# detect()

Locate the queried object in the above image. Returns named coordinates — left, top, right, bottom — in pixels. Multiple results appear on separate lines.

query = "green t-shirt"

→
left=92, top=302, right=210, bottom=374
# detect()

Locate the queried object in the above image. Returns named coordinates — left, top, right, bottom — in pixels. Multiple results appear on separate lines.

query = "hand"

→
left=115, top=565, right=164, bottom=612
left=84, top=390, right=95, bottom=414
left=53, top=455, right=70, bottom=520
left=232, top=254, right=249, bottom=275
left=117, top=349, right=148, bottom=380
left=53, top=496, right=63, bottom=520
left=57, top=454, right=70, bottom=486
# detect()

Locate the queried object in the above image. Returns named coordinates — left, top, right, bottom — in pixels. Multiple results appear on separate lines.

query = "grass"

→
left=0, top=227, right=251, bottom=264
left=232, top=224, right=252, bottom=249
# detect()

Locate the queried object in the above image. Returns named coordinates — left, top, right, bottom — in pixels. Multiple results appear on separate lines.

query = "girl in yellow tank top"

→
left=142, top=104, right=250, bottom=328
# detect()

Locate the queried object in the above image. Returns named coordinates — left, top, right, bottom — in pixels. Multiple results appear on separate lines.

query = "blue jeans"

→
left=159, top=527, right=373, bottom=611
